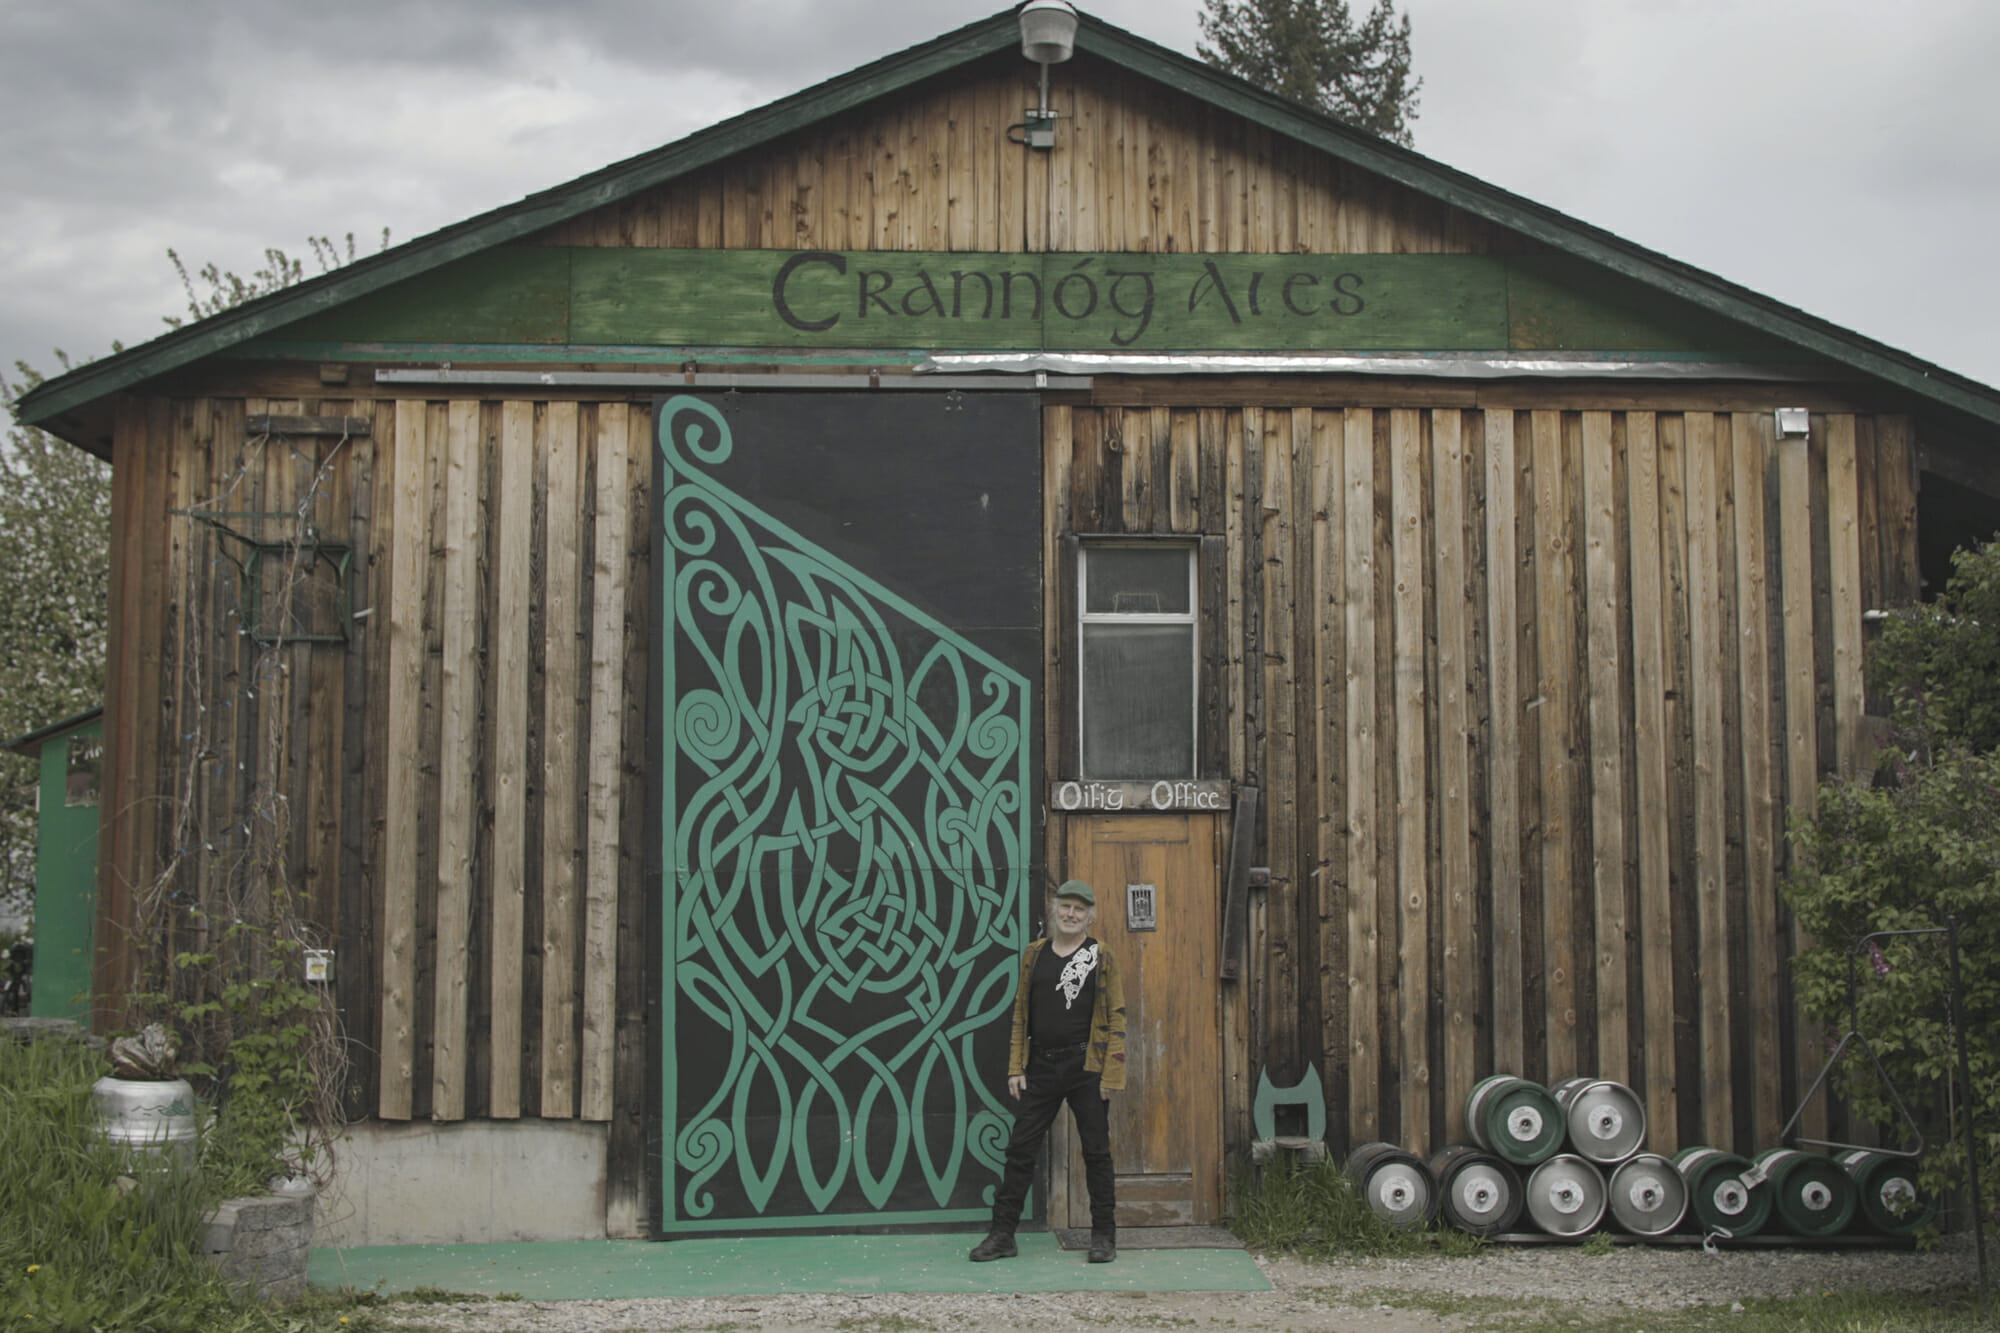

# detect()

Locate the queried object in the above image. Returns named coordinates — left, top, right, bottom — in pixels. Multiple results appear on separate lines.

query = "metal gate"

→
left=652, top=391, right=1041, bottom=1233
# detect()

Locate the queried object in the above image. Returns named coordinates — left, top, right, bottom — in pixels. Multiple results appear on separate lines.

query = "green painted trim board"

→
left=250, top=248, right=1802, bottom=360
left=308, top=1234, right=1270, bottom=1299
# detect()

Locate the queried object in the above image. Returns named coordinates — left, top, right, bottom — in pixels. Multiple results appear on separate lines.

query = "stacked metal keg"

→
left=1675, top=1144, right=1936, bottom=1241
left=1344, top=1073, right=1935, bottom=1243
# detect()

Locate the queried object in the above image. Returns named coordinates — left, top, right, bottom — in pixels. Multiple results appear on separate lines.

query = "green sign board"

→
left=263, top=246, right=1798, bottom=361
left=569, top=249, right=1510, bottom=352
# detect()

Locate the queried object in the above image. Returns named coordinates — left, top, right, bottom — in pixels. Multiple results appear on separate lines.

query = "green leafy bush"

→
left=0, top=1034, right=378, bottom=1331
left=1786, top=538, right=2000, bottom=1227
left=159, top=931, right=326, bottom=1198
left=0, top=1036, right=244, bottom=1331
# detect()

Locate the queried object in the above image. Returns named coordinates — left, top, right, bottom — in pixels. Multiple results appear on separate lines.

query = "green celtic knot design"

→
left=658, top=395, right=1031, bottom=1228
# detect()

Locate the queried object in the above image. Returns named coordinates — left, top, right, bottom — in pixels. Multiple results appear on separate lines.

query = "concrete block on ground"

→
left=204, top=1189, right=314, bottom=1305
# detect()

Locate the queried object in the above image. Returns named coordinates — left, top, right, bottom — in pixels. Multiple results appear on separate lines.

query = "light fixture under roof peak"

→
left=1014, top=1, right=1078, bottom=151
left=1019, top=0, right=1078, bottom=65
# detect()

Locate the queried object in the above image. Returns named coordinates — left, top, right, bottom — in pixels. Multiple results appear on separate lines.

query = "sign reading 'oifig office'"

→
left=570, top=249, right=1511, bottom=351
left=1051, top=779, right=1233, bottom=813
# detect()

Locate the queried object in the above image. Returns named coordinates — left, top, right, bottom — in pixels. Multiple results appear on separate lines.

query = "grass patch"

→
left=1332, top=1285, right=1990, bottom=1333
left=1301, top=1286, right=1556, bottom=1319
left=833, top=1316, right=935, bottom=1333
left=0, top=1033, right=373, bottom=1332
left=1229, top=1153, right=1485, bottom=1259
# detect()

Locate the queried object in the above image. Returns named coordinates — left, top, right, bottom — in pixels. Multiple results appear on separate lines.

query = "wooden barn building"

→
left=18, top=5, right=2000, bottom=1245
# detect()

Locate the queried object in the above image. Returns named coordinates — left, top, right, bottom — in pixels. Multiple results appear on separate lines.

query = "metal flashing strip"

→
left=372, top=369, right=1092, bottom=391
left=919, top=352, right=1831, bottom=381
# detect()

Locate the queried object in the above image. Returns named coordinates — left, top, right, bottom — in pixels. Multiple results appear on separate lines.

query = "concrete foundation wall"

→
left=315, top=1119, right=609, bottom=1247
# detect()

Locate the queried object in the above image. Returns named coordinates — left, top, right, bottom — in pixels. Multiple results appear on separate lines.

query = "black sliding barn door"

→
left=652, top=391, right=1041, bottom=1233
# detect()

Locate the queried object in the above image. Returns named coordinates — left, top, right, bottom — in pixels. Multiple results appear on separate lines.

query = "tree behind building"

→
left=0, top=232, right=384, bottom=927
left=1198, top=0, right=1421, bottom=147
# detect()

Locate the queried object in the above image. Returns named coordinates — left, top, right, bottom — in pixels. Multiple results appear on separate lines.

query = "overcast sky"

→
left=4, top=0, right=1997, bottom=391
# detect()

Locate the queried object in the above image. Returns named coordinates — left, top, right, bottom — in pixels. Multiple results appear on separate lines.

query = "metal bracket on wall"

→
left=1219, top=786, right=1259, bottom=982
left=171, top=510, right=355, bottom=645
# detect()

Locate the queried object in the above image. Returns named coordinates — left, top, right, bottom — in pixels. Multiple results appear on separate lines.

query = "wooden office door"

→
left=1053, top=813, right=1223, bottom=1227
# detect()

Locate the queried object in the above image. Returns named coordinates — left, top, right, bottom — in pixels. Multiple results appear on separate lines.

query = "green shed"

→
left=4, top=707, right=103, bottom=1022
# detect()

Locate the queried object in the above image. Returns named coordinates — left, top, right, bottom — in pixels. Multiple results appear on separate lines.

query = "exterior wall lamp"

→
left=1016, top=0, right=1077, bottom=150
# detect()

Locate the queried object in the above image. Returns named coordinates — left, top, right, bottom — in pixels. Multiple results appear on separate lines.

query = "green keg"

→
left=1672, top=1147, right=1770, bottom=1238
left=1836, top=1150, right=1937, bottom=1236
left=1752, top=1148, right=1857, bottom=1238
left=1465, top=1074, right=1565, bottom=1167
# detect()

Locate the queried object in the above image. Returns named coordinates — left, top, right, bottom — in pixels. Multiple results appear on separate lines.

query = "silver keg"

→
left=1607, top=1153, right=1688, bottom=1236
left=1429, top=1144, right=1522, bottom=1236
left=1524, top=1153, right=1607, bottom=1238
left=1550, top=1077, right=1647, bottom=1165
left=92, top=1075, right=199, bottom=1169
left=1346, top=1140, right=1438, bottom=1231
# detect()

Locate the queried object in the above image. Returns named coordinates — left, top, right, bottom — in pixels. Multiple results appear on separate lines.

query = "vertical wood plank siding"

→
left=89, top=72, right=1915, bottom=1174
left=532, top=58, right=1522, bottom=256
left=99, top=390, right=1914, bottom=1155
left=1040, top=404, right=1908, bottom=1153
left=100, top=395, right=650, bottom=1130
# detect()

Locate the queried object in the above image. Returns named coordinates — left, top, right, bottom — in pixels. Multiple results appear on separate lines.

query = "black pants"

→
left=989, top=1048, right=1116, bottom=1235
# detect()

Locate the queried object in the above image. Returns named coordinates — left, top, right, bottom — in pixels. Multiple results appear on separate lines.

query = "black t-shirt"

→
left=1027, top=938, right=1099, bottom=1050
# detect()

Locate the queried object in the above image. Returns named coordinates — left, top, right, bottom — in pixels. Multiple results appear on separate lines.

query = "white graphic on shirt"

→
left=1056, top=943, right=1099, bottom=1010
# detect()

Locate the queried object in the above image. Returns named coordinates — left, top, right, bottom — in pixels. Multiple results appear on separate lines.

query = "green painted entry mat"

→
left=309, top=1233, right=1270, bottom=1299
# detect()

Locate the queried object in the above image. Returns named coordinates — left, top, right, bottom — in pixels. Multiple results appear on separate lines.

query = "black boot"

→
left=968, top=1232, right=1018, bottom=1262
left=1087, top=1230, right=1116, bottom=1263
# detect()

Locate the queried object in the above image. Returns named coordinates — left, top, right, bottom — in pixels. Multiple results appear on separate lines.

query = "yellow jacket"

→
left=1005, top=936, right=1127, bottom=1091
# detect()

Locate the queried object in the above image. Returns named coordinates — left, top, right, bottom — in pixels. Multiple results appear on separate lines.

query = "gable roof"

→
left=3, top=707, right=103, bottom=758
left=18, top=6, right=2000, bottom=442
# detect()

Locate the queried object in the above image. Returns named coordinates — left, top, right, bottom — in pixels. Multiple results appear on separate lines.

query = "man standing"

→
left=969, top=879, right=1125, bottom=1264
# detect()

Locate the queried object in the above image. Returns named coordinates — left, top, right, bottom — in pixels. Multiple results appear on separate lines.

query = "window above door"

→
left=1077, top=541, right=1198, bottom=779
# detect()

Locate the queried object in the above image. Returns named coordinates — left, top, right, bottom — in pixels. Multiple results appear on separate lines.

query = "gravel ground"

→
left=371, top=1235, right=1993, bottom=1333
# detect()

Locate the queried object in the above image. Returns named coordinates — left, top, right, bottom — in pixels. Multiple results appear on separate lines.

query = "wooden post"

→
left=1826, top=417, right=1866, bottom=779
left=1483, top=409, right=1525, bottom=1078
left=488, top=401, right=533, bottom=1118
left=1582, top=412, right=1630, bottom=1086
left=581, top=404, right=631, bottom=1122
left=1779, top=425, right=1826, bottom=1144
left=1391, top=408, right=1430, bottom=1154
left=1625, top=412, right=1678, bottom=1152
left=380, top=399, right=430, bottom=1120
left=1532, top=410, right=1578, bottom=1083
left=431, top=400, right=483, bottom=1120
left=540, top=402, right=583, bottom=1118
left=1432, top=409, right=1476, bottom=1145
left=1343, top=408, right=1381, bottom=1144
left=1731, top=412, right=1783, bottom=1146
left=1684, top=412, right=1733, bottom=1148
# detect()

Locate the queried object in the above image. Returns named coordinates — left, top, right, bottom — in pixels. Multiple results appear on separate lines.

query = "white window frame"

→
left=1075, top=540, right=1200, bottom=779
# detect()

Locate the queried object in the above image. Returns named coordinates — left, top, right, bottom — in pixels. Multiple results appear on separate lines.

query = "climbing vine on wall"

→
left=132, top=417, right=353, bottom=1190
